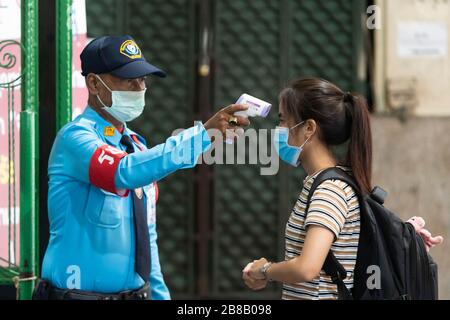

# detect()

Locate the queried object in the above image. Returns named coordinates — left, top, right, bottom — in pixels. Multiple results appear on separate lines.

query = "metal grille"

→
left=127, top=0, right=196, bottom=296
left=286, top=0, right=366, bottom=205
left=289, top=0, right=356, bottom=89
left=85, top=0, right=127, bottom=36
left=212, top=0, right=283, bottom=298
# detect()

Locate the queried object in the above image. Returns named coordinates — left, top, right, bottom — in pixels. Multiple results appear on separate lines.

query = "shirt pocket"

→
left=85, top=186, right=124, bottom=228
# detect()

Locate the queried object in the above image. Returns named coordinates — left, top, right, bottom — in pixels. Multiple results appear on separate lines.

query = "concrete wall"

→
left=372, top=116, right=450, bottom=299
left=375, top=0, right=450, bottom=117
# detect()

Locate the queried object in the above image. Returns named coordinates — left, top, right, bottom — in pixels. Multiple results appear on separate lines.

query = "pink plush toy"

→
left=407, top=216, right=444, bottom=252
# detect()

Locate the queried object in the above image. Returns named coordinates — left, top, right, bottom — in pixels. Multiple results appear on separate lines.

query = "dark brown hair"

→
left=279, top=78, right=373, bottom=194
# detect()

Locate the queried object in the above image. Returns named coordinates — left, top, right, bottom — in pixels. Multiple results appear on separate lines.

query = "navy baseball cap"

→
left=80, top=35, right=166, bottom=79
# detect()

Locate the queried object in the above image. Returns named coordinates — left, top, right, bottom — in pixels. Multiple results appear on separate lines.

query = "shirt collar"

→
left=82, top=106, right=125, bottom=146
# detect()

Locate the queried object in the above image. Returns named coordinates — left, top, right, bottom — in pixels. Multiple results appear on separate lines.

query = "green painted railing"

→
left=19, top=0, right=39, bottom=300
left=56, top=0, right=73, bottom=131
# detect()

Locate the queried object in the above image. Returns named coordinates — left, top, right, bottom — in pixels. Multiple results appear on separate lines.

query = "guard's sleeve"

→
left=115, top=122, right=211, bottom=190
left=149, top=223, right=171, bottom=300
left=59, top=124, right=128, bottom=196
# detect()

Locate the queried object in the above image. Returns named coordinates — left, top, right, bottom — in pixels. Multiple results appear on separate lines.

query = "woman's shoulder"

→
left=313, top=166, right=358, bottom=202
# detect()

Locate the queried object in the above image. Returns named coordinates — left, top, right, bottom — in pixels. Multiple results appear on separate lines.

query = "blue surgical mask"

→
left=273, top=122, right=310, bottom=167
left=95, top=75, right=147, bottom=123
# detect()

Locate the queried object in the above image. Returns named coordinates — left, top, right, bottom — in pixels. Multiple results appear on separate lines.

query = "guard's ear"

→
left=85, top=73, right=99, bottom=95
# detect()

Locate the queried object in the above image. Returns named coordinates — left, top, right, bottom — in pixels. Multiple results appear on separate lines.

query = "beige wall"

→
left=372, top=116, right=450, bottom=299
left=375, top=0, right=450, bottom=116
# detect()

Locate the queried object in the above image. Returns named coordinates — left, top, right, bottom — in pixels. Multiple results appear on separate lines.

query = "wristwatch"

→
left=260, top=262, right=273, bottom=281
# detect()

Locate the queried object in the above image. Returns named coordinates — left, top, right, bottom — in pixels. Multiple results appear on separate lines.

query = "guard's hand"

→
left=204, top=104, right=250, bottom=140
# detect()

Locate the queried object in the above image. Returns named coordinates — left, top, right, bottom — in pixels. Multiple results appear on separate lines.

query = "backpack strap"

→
left=322, top=252, right=353, bottom=300
left=304, top=167, right=361, bottom=300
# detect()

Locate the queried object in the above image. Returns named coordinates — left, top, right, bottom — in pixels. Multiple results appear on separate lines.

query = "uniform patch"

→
left=120, top=40, right=142, bottom=59
left=104, top=126, right=115, bottom=137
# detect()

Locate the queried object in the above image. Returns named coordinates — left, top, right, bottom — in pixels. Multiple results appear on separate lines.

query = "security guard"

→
left=34, top=35, right=249, bottom=300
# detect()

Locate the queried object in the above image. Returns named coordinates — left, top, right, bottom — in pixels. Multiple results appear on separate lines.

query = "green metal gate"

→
left=0, top=0, right=75, bottom=300
left=0, top=0, right=40, bottom=300
left=85, top=0, right=368, bottom=299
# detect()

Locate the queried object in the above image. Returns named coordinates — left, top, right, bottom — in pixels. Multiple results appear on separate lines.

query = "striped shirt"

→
left=282, top=166, right=361, bottom=300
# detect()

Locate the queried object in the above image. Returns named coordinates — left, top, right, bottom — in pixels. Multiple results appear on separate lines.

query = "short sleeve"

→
left=305, top=180, right=349, bottom=239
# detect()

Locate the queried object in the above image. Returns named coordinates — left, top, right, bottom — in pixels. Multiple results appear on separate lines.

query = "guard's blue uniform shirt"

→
left=42, top=106, right=211, bottom=298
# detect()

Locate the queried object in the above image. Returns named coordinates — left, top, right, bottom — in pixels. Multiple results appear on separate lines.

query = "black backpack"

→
left=305, top=167, right=439, bottom=300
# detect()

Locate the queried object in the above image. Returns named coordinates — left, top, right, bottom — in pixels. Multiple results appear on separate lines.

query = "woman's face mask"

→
left=273, top=121, right=311, bottom=167
left=95, top=75, right=147, bottom=123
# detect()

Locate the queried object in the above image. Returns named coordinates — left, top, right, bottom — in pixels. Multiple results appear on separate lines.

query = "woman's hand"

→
left=242, top=259, right=269, bottom=291
left=247, top=258, right=268, bottom=280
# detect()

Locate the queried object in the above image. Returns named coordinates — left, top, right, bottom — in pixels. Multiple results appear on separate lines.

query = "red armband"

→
left=89, top=145, right=129, bottom=197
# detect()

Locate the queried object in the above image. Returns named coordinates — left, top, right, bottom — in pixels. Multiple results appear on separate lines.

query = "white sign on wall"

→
left=398, top=22, right=448, bottom=58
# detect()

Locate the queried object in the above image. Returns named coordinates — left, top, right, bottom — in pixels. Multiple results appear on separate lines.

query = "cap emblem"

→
left=120, top=40, right=142, bottom=59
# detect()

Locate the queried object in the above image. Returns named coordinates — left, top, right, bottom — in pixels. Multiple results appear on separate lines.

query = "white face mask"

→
left=95, top=75, right=147, bottom=123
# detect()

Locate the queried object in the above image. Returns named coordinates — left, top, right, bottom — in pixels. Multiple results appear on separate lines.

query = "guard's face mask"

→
left=95, top=75, right=147, bottom=123
left=273, top=122, right=311, bottom=167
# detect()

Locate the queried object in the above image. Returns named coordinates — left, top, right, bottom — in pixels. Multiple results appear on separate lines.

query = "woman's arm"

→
left=244, top=180, right=350, bottom=290
left=246, top=225, right=335, bottom=286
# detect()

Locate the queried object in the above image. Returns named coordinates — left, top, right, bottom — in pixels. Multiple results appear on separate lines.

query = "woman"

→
left=242, top=78, right=443, bottom=300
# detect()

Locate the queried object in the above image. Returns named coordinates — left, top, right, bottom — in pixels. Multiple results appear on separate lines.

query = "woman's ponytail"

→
left=345, top=93, right=373, bottom=194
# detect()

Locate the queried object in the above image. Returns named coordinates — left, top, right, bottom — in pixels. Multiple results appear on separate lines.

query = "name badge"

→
left=134, top=187, right=143, bottom=199
left=143, top=184, right=156, bottom=225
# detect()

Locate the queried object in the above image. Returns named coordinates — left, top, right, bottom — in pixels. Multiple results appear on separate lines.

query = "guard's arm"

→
left=114, top=122, right=211, bottom=191
left=60, top=122, right=211, bottom=196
